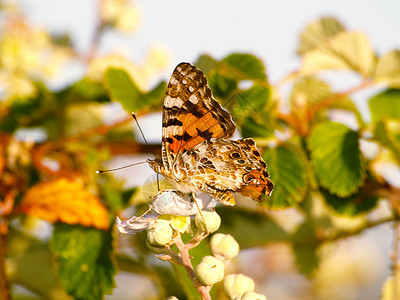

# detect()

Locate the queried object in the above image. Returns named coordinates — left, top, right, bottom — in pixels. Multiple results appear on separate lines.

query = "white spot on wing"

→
left=189, top=94, right=199, bottom=104
left=174, top=97, right=184, bottom=107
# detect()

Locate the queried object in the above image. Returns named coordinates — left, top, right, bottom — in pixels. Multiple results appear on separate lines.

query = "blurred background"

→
left=2, top=0, right=400, bottom=299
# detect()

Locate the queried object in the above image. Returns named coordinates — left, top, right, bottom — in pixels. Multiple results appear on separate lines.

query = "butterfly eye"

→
left=243, top=173, right=255, bottom=184
left=229, top=152, right=242, bottom=159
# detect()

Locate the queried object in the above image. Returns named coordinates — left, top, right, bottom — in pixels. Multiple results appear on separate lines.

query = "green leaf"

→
left=293, top=244, right=319, bottom=276
left=321, top=188, right=379, bottom=216
left=291, top=223, right=320, bottom=276
left=207, top=72, right=238, bottom=99
left=65, top=78, right=109, bottom=103
left=222, top=53, right=267, bottom=81
left=297, top=17, right=346, bottom=55
left=369, top=89, right=400, bottom=124
left=223, top=84, right=273, bottom=136
left=262, top=144, right=308, bottom=208
left=146, top=80, right=168, bottom=109
left=374, top=119, right=400, bottom=163
left=241, top=116, right=273, bottom=138
left=195, top=54, right=219, bottom=74
left=300, top=31, right=376, bottom=76
left=50, top=224, right=115, bottom=300
left=307, top=122, right=366, bottom=197
left=103, top=68, right=165, bottom=113
left=289, top=76, right=332, bottom=109
left=103, top=68, right=142, bottom=112
left=374, top=50, right=400, bottom=88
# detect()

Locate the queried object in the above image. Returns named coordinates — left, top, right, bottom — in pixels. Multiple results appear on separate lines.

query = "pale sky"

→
left=22, top=0, right=400, bottom=83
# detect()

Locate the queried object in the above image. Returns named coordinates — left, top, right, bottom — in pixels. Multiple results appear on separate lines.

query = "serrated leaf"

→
left=222, top=53, right=267, bottom=81
left=262, top=144, right=308, bottom=208
left=307, top=122, right=366, bottom=197
left=374, top=50, right=400, bottom=88
left=369, top=89, right=400, bottom=124
left=297, top=17, right=346, bottom=55
left=300, top=31, right=376, bottom=76
left=374, top=119, right=400, bottom=163
left=50, top=224, right=115, bottom=300
left=321, top=188, right=378, bottom=216
left=289, top=76, right=332, bottom=110
left=21, top=178, right=109, bottom=230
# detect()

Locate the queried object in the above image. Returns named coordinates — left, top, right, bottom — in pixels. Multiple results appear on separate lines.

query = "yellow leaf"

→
left=374, top=50, right=400, bottom=88
left=297, top=17, right=345, bottom=55
left=21, top=178, right=109, bottom=230
left=300, top=31, right=376, bottom=76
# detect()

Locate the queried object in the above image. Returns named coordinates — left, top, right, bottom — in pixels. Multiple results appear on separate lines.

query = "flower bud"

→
left=195, top=255, right=224, bottom=286
left=240, top=291, right=267, bottom=300
left=195, top=210, right=221, bottom=233
left=147, top=219, right=173, bottom=246
left=224, top=274, right=255, bottom=299
left=211, top=233, right=239, bottom=260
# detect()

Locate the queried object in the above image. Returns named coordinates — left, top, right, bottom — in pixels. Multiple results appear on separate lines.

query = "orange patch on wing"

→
left=168, top=137, right=183, bottom=154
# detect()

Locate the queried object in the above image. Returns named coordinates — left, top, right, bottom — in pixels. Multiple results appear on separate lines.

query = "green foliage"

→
left=222, top=53, right=267, bottom=81
left=262, top=144, right=308, bottom=208
left=307, top=122, right=366, bottom=197
left=50, top=224, right=115, bottom=300
left=103, top=68, right=166, bottom=113
left=369, top=89, right=400, bottom=124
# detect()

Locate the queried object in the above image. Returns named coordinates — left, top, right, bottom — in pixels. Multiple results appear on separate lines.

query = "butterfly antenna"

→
left=96, top=161, right=147, bottom=174
left=131, top=112, right=160, bottom=191
left=131, top=113, right=157, bottom=158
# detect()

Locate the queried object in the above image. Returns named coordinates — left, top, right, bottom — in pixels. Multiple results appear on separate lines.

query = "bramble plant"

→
left=1, top=1, right=400, bottom=300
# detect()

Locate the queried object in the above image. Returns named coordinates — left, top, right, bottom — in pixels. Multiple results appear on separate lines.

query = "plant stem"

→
left=85, top=0, right=105, bottom=63
left=174, top=235, right=211, bottom=300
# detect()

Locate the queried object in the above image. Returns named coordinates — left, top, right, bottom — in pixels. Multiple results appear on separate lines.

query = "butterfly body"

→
left=148, top=62, right=273, bottom=206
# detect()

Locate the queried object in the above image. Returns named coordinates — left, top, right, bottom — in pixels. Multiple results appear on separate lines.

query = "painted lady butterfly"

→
left=148, top=63, right=273, bottom=206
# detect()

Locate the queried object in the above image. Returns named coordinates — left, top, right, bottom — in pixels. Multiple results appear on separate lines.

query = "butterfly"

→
left=148, top=62, right=273, bottom=206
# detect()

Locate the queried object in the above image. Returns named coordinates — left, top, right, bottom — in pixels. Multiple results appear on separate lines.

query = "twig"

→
left=85, top=0, right=105, bottom=63
left=276, top=78, right=374, bottom=136
left=174, top=235, right=212, bottom=300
